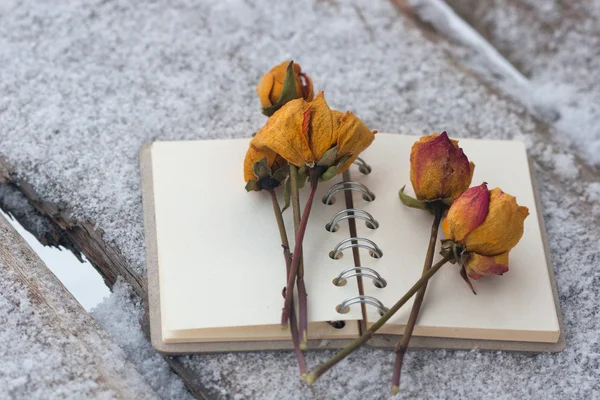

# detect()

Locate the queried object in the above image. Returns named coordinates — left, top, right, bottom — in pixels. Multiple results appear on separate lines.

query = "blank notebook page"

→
left=353, top=134, right=560, bottom=342
left=150, top=139, right=365, bottom=340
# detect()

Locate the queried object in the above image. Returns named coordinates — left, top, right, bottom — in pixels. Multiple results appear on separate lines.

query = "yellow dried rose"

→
left=410, top=132, right=475, bottom=201
left=257, top=61, right=314, bottom=110
left=243, top=145, right=288, bottom=191
left=251, top=92, right=376, bottom=181
left=442, top=183, right=529, bottom=279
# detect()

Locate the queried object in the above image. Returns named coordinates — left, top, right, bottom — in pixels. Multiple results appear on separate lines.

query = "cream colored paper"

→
left=150, top=139, right=363, bottom=341
left=353, top=134, right=560, bottom=343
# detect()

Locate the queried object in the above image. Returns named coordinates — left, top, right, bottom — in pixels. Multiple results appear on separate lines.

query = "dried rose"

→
left=410, top=132, right=475, bottom=201
left=257, top=61, right=314, bottom=115
left=442, top=183, right=529, bottom=279
left=251, top=92, right=376, bottom=181
left=243, top=145, right=288, bottom=191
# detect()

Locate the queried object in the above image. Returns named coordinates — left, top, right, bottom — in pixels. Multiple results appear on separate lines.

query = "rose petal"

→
left=464, top=251, right=510, bottom=280
left=335, top=111, right=376, bottom=173
left=464, top=188, right=529, bottom=255
left=444, top=183, right=490, bottom=242
left=256, top=72, right=274, bottom=108
left=251, top=99, right=314, bottom=167
left=308, top=92, right=338, bottom=161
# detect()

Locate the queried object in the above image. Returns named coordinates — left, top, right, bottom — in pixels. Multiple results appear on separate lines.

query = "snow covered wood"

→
left=0, top=0, right=599, bottom=398
left=0, top=213, right=158, bottom=399
left=407, top=0, right=600, bottom=176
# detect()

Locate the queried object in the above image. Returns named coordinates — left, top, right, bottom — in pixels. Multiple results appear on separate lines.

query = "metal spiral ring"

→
left=353, top=157, right=372, bottom=175
left=333, top=266, right=387, bottom=288
left=326, top=208, right=379, bottom=232
left=322, top=181, right=375, bottom=205
left=330, top=237, right=383, bottom=259
left=336, top=295, right=388, bottom=316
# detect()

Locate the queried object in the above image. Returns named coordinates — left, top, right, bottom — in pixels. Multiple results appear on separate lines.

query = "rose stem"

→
left=289, top=165, right=309, bottom=350
left=281, top=169, right=319, bottom=328
left=391, top=203, right=443, bottom=395
left=267, top=188, right=307, bottom=374
left=304, top=255, right=451, bottom=385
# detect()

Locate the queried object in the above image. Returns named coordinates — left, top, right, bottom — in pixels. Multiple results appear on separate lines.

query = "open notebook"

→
left=141, top=133, right=564, bottom=354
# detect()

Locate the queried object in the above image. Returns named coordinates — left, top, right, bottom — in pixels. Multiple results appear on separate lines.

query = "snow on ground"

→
left=0, top=0, right=599, bottom=398
left=91, top=281, right=193, bottom=399
left=410, top=0, right=600, bottom=167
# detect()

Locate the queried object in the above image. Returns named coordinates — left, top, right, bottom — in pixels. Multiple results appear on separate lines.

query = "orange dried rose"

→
left=251, top=92, right=376, bottom=180
left=442, top=183, right=529, bottom=279
left=257, top=61, right=314, bottom=109
left=410, top=132, right=475, bottom=201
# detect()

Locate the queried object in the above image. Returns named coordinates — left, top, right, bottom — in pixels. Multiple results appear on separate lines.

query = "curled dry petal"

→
left=464, top=251, right=509, bottom=280
left=308, top=93, right=339, bottom=160
left=256, top=61, right=314, bottom=108
left=335, top=110, right=376, bottom=173
left=443, top=183, right=490, bottom=242
left=410, top=132, right=475, bottom=201
left=464, top=188, right=529, bottom=256
left=251, top=99, right=314, bottom=167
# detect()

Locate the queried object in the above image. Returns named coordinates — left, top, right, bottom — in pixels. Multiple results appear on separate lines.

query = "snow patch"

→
left=91, top=282, right=193, bottom=400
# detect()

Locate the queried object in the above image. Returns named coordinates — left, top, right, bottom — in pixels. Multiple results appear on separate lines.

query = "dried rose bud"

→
left=410, top=132, right=475, bottom=201
left=257, top=61, right=314, bottom=109
left=442, top=183, right=529, bottom=279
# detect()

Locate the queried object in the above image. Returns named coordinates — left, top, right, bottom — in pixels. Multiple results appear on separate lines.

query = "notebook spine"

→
left=324, top=159, right=387, bottom=316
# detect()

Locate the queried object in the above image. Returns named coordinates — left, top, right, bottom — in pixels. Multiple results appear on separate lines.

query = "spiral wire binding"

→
left=322, top=181, right=375, bottom=205
left=337, top=295, right=388, bottom=316
left=330, top=237, right=383, bottom=259
left=325, top=159, right=387, bottom=315
left=333, top=266, right=387, bottom=288
left=326, top=208, right=379, bottom=232
left=353, top=157, right=372, bottom=175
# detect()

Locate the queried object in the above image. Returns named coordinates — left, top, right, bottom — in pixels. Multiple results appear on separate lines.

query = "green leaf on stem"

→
left=399, top=186, right=428, bottom=210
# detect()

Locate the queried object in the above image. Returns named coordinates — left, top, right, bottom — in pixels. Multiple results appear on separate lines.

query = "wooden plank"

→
left=0, top=213, right=159, bottom=399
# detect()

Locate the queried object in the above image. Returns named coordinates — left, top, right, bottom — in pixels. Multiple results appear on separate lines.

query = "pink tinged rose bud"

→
left=443, top=183, right=490, bottom=242
left=443, top=184, right=529, bottom=280
left=410, top=132, right=475, bottom=201
left=464, top=251, right=510, bottom=280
